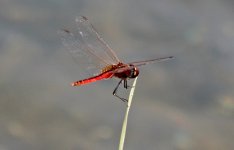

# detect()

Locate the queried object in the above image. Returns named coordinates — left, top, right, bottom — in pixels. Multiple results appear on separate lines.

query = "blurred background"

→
left=1, top=0, right=234, bottom=150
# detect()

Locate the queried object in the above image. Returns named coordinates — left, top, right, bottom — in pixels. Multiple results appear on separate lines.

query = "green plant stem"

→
left=118, top=77, right=138, bottom=150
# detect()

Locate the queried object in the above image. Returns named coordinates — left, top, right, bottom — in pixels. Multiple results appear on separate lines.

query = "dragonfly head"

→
left=129, top=65, right=139, bottom=78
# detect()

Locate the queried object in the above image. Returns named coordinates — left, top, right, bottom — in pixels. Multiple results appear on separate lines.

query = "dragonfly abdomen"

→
left=72, top=71, right=114, bottom=86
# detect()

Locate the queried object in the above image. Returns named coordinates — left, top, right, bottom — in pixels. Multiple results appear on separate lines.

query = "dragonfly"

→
left=59, top=16, right=173, bottom=102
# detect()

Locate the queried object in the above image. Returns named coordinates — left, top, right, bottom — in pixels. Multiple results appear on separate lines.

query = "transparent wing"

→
left=58, top=16, right=120, bottom=76
left=75, top=16, right=120, bottom=64
left=129, top=56, right=174, bottom=67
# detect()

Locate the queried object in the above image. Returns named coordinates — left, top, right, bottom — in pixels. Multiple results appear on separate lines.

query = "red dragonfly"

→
left=59, top=16, right=173, bottom=102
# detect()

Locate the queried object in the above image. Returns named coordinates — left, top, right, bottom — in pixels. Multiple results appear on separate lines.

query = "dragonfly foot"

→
left=127, top=85, right=136, bottom=89
left=114, top=95, right=128, bottom=102
left=120, top=98, right=128, bottom=102
left=113, top=92, right=128, bottom=102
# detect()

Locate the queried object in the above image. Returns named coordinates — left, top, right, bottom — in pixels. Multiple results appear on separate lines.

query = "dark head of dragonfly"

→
left=113, top=64, right=139, bottom=79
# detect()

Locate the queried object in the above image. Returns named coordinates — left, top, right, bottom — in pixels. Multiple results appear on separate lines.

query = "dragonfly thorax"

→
left=112, top=64, right=139, bottom=79
left=101, top=65, right=118, bottom=73
left=101, top=63, right=125, bottom=73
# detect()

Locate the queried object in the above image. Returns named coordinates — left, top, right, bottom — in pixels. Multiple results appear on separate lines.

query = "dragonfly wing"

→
left=75, top=16, right=120, bottom=64
left=129, top=56, right=174, bottom=67
left=58, top=16, right=120, bottom=76
left=58, top=29, right=106, bottom=76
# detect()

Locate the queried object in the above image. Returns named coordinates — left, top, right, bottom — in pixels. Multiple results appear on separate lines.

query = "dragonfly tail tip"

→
left=71, top=81, right=82, bottom=86
left=71, top=82, right=76, bottom=86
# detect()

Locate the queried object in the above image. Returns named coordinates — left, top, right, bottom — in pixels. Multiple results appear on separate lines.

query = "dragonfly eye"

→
left=129, top=67, right=139, bottom=78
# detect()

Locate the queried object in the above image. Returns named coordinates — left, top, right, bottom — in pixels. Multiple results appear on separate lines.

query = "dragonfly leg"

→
left=124, top=79, right=128, bottom=89
left=113, top=79, right=128, bottom=102
left=124, top=79, right=134, bottom=89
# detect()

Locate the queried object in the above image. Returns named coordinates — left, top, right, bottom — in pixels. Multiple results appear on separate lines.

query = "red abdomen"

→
left=72, top=71, right=114, bottom=86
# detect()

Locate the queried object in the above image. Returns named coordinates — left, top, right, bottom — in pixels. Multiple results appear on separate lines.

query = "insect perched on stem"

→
left=59, top=16, right=173, bottom=102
